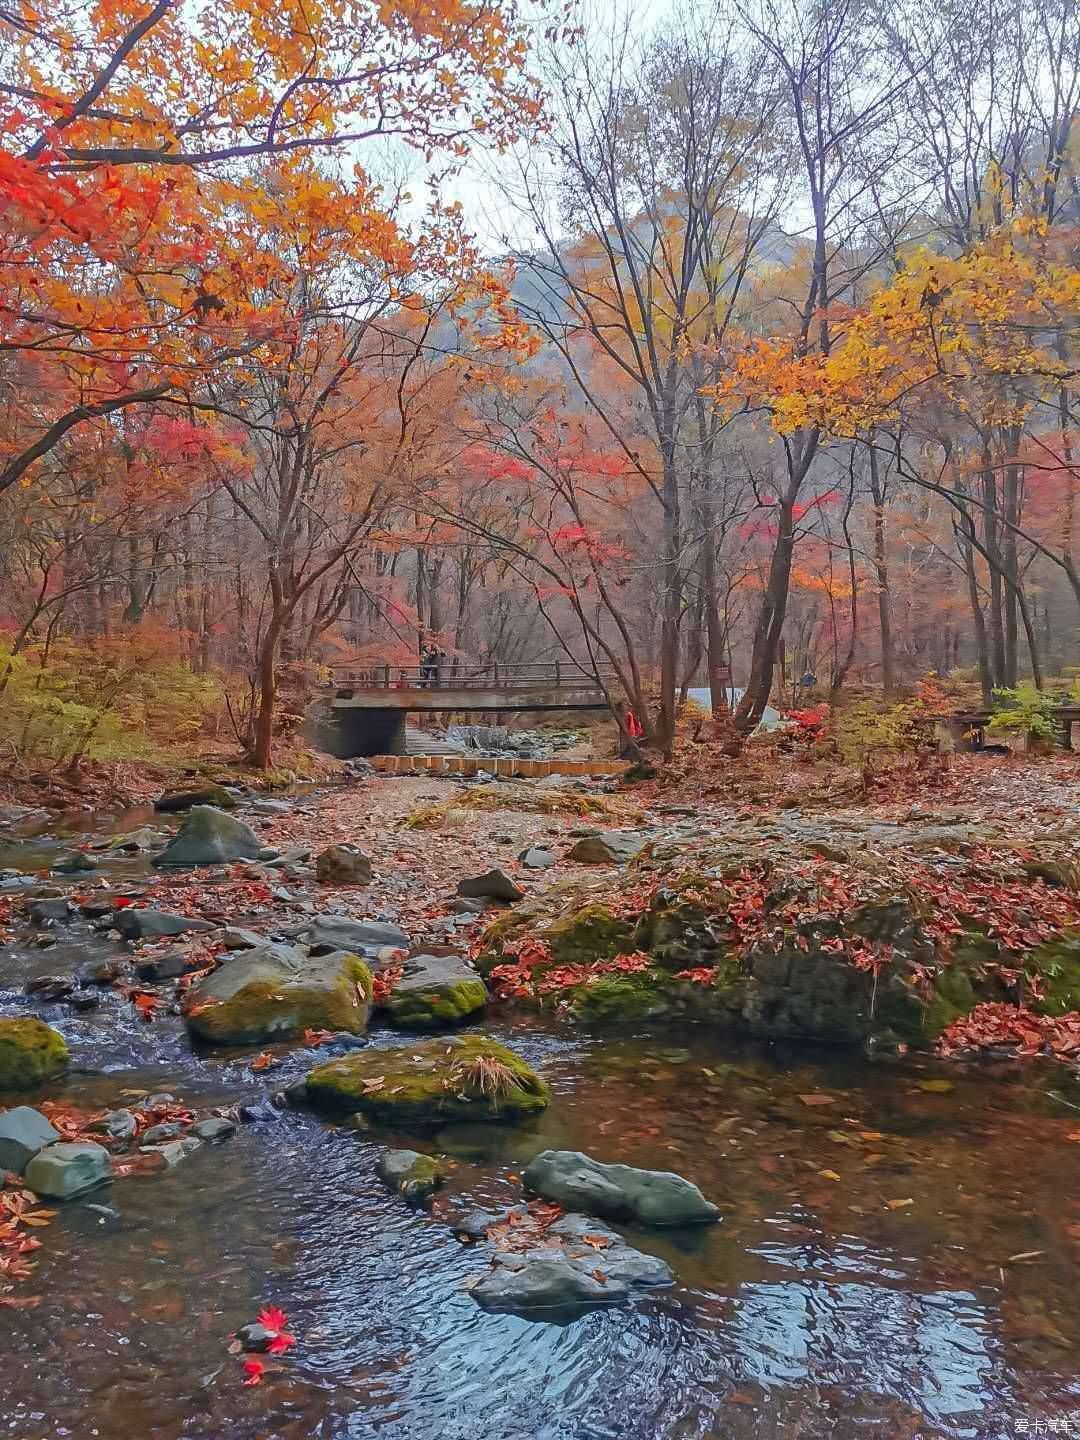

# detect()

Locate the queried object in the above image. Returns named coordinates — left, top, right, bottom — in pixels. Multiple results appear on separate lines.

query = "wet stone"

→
left=90, top=1110, right=139, bottom=1142
left=25, top=1141, right=111, bottom=1200
left=116, top=908, right=213, bottom=940
left=53, top=851, right=99, bottom=874
left=376, top=1149, right=446, bottom=1200
left=191, top=1117, right=237, bottom=1143
left=28, top=899, right=74, bottom=925
left=0, top=1106, right=60, bottom=1174
left=523, top=1150, right=719, bottom=1225
left=142, top=1122, right=184, bottom=1144
left=25, top=973, right=75, bottom=1001
left=235, top=1322, right=276, bottom=1353
left=140, top=1136, right=201, bottom=1167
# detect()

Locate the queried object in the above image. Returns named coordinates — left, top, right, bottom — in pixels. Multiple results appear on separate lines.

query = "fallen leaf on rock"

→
left=250, top=1052, right=276, bottom=1072
left=917, top=1079, right=955, bottom=1094
left=886, top=1198, right=914, bottom=1209
left=798, top=1094, right=836, bottom=1107
left=241, top=1358, right=265, bottom=1387
left=817, top=1169, right=841, bottom=1182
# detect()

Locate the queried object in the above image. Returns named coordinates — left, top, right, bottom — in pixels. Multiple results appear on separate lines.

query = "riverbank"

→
left=2, top=753, right=1080, bottom=1438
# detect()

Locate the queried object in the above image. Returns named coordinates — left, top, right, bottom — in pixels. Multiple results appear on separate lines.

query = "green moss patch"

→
left=305, top=1034, right=549, bottom=1125
left=185, top=949, right=372, bottom=1045
left=386, top=978, right=487, bottom=1030
left=0, top=1017, right=69, bottom=1091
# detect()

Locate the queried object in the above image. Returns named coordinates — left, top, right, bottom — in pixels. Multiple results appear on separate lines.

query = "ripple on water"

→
left=1, top=1001, right=1080, bottom=1437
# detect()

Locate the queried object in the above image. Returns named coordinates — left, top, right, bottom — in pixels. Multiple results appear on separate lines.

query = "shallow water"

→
left=4, top=867, right=1080, bottom=1438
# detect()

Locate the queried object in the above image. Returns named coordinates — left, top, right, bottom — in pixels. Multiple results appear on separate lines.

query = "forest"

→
left=0, top=0, right=1076, bottom=773
left=2, top=2, right=1080, bottom=1439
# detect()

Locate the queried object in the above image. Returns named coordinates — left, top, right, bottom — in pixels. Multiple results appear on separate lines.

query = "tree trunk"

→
left=959, top=514, right=993, bottom=706
left=734, top=490, right=798, bottom=733
left=657, top=447, right=681, bottom=758
left=981, top=439, right=1006, bottom=687
left=702, top=528, right=729, bottom=715
left=868, top=445, right=897, bottom=698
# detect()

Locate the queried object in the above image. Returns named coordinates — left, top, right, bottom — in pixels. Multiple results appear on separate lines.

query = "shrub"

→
left=0, top=631, right=223, bottom=767
left=988, top=683, right=1058, bottom=745
left=832, top=699, right=918, bottom=783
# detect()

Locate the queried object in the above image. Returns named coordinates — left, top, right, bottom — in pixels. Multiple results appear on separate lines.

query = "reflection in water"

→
left=3, top=917, right=1080, bottom=1438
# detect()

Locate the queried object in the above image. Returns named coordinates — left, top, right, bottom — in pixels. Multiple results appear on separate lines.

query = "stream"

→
left=2, top=804, right=1080, bottom=1439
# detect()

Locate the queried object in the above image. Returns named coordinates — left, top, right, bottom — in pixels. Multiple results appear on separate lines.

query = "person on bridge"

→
left=420, top=644, right=439, bottom=687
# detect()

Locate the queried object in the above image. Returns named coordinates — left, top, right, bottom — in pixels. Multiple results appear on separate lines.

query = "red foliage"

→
left=940, top=1003, right=1080, bottom=1059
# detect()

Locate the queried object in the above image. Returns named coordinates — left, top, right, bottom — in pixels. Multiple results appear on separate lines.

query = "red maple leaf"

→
left=241, top=1357, right=265, bottom=1387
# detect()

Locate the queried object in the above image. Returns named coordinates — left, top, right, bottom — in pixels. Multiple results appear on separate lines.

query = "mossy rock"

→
left=634, top=892, right=728, bottom=971
left=1027, top=932, right=1080, bottom=1017
left=386, top=978, right=488, bottom=1030
left=473, top=911, right=533, bottom=976
left=570, top=974, right=675, bottom=1025
left=546, top=903, right=634, bottom=964
left=185, top=944, right=372, bottom=1045
left=305, top=1034, right=550, bottom=1125
left=0, top=1017, right=69, bottom=1091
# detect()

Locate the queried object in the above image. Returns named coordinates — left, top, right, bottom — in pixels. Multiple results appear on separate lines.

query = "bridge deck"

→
left=329, top=661, right=615, bottom=713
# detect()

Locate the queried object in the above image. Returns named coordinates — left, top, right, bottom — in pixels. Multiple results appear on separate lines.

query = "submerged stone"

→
left=53, top=851, right=99, bottom=874
left=183, top=943, right=372, bottom=1045
left=305, top=1034, right=549, bottom=1125
left=468, top=1213, right=673, bottom=1315
left=524, top=1150, right=719, bottom=1225
left=0, top=1017, right=68, bottom=1091
left=377, top=1148, right=446, bottom=1199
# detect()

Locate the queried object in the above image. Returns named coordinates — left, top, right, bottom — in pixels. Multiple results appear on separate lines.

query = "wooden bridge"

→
left=314, top=662, right=616, bottom=758
left=938, top=704, right=1080, bottom=750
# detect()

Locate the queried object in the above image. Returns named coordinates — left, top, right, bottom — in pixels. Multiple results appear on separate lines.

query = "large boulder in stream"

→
left=383, top=954, right=487, bottom=1030
left=0, top=1018, right=69, bottom=1091
left=153, top=806, right=262, bottom=867
left=524, top=1150, right=719, bottom=1225
left=305, top=1034, right=549, bottom=1125
left=184, top=943, right=372, bottom=1045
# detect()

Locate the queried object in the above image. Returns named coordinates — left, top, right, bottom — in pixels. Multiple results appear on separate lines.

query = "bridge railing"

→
left=331, top=661, right=618, bottom=691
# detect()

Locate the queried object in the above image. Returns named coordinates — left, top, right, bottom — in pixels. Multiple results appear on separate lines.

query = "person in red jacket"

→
left=625, top=708, right=645, bottom=740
